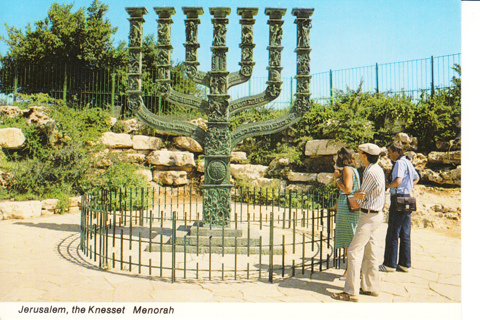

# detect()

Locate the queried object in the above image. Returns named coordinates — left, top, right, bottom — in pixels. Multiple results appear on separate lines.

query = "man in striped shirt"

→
left=333, top=143, right=385, bottom=302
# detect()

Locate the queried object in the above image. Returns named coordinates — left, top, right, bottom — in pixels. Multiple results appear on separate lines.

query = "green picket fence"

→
left=80, top=186, right=345, bottom=282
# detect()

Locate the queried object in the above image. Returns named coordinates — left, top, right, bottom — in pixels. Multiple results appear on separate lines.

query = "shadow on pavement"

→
left=15, top=221, right=80, bottom=232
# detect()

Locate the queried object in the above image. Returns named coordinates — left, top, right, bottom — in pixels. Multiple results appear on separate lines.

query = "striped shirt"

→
left=359, top=162, right=385, bottom=212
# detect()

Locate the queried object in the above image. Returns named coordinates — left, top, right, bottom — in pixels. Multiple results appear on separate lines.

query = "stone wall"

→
left=0, top=108, right=461, bottom=218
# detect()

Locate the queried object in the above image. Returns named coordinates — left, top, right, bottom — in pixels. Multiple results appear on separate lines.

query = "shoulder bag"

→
left=394, top=159, right=417, bottom=214
left=346, top=168, right=361, bottom=212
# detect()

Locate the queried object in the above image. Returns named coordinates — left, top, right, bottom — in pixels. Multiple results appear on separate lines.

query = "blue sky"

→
left=0, top=0, right=460, bottom=78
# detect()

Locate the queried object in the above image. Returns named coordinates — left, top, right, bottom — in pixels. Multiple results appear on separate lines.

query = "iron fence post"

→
left=431, top=55, right=435, bottom=97
left=63, top=63, right=68, bottom=102
left=329, top=69, right=333, bottom=105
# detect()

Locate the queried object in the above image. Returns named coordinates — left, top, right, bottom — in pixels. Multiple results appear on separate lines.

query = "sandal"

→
left=359, top=288, right=379, bottom=297
left=332, top=292, right=359, bottom=302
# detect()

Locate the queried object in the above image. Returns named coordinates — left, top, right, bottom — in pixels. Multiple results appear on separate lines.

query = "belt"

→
left=360, top=208, right=378, bottom=214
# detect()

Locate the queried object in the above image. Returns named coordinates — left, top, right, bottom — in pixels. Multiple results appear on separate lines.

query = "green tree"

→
left=1, top=0, right=123, bottom=68
left=406, top=64, right=461, bottom=151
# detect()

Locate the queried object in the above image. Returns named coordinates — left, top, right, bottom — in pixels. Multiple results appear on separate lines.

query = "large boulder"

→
left=0, top=128, right=26, bottom=149
left=0, top=200, right=42, bottom=219
left=100, top=132, right=133, bottom=148
left=230, top=164, right=268, bottom=180
left=231, top=151, right=248, bottom=163
left=0, top=106, right=23, bottom=118
left=173, top=136, right=203, bottom=153
left=249, top=178, right=286, bottom=190
left=25, top=106, right=54, bottom=127
left=305, top=139, right=346, bottom=157
left=420, top=166, right=461, bottom=186
left=146, top=150, right=196, bottom=171
left=122, top=118, right=144, bottom=133
left=287, top=172, right=317, bottom=183
left=317, top=173, right=335, bottom=185
left=405, top=152, right=428, bottom=170
left=41, top=199, right=59, bottom=215
left=428, top=151, right=461, bottom=166
left=133, top=135, right=163, bottom=150
left=136, top=168, right=153, bottom=182
left=153, top=170, right=188, bottom=186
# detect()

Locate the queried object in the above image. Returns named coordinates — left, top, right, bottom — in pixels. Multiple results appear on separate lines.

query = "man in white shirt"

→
left=332, top=143, right=385, bottom=302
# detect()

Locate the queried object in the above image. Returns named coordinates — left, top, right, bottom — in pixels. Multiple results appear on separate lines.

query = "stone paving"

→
left=0, top=212, right=462, bottom=318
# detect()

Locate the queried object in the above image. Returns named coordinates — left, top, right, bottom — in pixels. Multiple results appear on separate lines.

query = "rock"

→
left=0, top=128, right=26, bottom=149
left=396, top=132, right=411, bottom=144
left=305, top=139, right=346, bottom=157
left=146, top=150, right=196, bottom=171
left=196, top=159, right=205, bottom=173
left=249, top=178, right=286, bottom=190
left=153, top=170, right=188, bottom=186
left=123, top=152, right=147, bottom=163
left=0, top=170, right=13, bottom=188
left=133, top=135, right=163, bottom=150
left=427, top=151, right=461, bottom=165
left=436, top=138, right=461, bottom=151
left=122, top=118, right=143, bottom=133
left=69, top=196, right=82, bottom=208
left=100, top=132, right=133, bottom=149
left=287, top=172, right=317, bottom=183
left=278, top=158, right=290, bottom=166
left=173, top=136, right=203, bottom=153
left=25, top=106, right=54, bottom=127
left=230, top=164, right=268, bottom=180
left=41, top=199, right=59, bottom=215
left=405, top=152, right=428, bottom=170
left=286, top=184, right=313, bottom=193
left=420, top=166, right=461, bottom=186
left=231, top=151, right=247, bottom=163
left=0, top=106, right=24, bottom=118
left=92, top=149, right=112, bottom=168
left=0, top=200, right=42, bottom=219
left=394, top=132, right=417, bottom=151
left=135, top=169, right=153, bottom=182
left=317, top=173, right=335, bottom=185
left=377, top=155, right=393, bottom=172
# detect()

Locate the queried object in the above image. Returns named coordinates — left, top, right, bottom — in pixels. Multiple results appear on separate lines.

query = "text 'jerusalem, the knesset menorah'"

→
left=126, top=7, right=314, bottom=227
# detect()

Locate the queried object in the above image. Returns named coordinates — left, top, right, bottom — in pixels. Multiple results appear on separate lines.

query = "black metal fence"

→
left=80, top=186, right=344, bottom=282
left=1, top=53, right=460, bottom=113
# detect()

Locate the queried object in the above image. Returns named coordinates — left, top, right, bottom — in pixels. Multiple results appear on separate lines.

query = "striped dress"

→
left=334, top=166, right=361, bottom=249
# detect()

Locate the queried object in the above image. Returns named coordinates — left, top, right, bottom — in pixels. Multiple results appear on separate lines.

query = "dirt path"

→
left=411, top=185, right=461, bottom=238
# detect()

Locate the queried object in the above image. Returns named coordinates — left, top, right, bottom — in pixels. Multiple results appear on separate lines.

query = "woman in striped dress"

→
left=333, top=147, right=361, bottom=279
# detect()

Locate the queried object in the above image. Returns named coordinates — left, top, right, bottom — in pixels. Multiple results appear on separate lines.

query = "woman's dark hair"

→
left=336, top=147, right=356, bottom=167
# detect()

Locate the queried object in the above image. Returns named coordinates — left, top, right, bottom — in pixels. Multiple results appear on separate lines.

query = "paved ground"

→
left=0, top=212, right=461, bottom=319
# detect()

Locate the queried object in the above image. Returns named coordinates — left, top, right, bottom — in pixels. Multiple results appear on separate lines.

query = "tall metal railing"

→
left=1, top=53, right=460, bottom=112
left=80, top=186, right=342, bottom=282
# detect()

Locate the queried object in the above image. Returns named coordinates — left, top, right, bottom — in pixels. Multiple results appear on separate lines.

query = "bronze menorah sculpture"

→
left=126, top=7, right=313, bottom=227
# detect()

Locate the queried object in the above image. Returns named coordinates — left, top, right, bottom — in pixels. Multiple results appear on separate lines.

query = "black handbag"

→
left=395, top=196, right=416, bottom=213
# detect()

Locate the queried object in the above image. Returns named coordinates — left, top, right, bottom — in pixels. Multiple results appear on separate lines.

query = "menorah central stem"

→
left=202, top=7, right=233, bottom=227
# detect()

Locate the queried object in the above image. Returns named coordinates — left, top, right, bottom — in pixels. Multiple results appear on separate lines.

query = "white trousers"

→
left=344, top=211, right=384, bottom=296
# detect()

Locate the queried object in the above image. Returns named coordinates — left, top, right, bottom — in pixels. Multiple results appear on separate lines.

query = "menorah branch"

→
left=136, top=105, right=206, bottom=145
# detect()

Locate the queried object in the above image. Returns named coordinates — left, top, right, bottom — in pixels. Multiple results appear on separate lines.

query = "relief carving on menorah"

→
left=126, top=7, right=314, bottom=227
